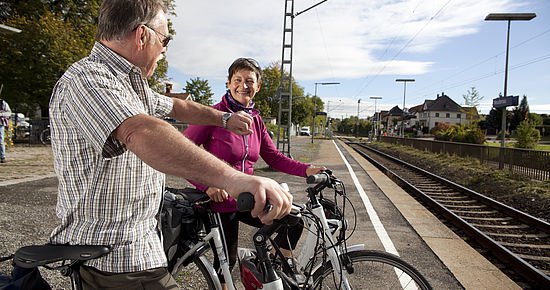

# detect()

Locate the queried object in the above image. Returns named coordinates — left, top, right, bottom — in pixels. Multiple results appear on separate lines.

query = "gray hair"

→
left=96, top=0, right=167, bottom=41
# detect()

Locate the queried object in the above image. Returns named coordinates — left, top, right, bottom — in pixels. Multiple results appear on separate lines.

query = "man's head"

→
left=227, top=58, right=262, bottom=106
left=97, top=0, right=171, bottom=77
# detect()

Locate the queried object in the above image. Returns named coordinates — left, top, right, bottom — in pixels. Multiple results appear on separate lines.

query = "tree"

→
left=184, top=77, right=214, bottom=106
left=510, top=95, right=529, bottom=131
left=515, top=120, right=540, bottom=149
left=462, top=87, right=483, bottom=126
left=254, top=63, right=311, bottom=125
left=0, top=0, right=175, bottom=117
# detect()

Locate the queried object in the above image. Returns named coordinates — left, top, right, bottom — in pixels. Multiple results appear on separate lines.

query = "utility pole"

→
left=395, top=79, right=415, bottom=138
left=370, top=96, right=382, bottom=138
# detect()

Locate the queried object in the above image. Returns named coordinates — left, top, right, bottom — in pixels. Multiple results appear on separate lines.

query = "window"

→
left=435, top=113, right=439, bottom=117
left=457, top=113, right=461, bottom=118
left=446, top=113, right=450, bottom=118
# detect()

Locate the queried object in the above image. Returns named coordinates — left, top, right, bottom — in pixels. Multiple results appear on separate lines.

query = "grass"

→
left=484, top=140, right=550, bottom=151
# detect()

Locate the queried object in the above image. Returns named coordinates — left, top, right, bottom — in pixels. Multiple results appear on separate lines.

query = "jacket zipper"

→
left=241, top=135, right=249, bottom=173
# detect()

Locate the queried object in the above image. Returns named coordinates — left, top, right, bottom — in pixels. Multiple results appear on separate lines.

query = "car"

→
left=299, top=126, right=311, bottom=136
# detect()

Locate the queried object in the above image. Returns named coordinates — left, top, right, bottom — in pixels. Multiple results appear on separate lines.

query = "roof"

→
left=424, top=93, right=462, bottom=112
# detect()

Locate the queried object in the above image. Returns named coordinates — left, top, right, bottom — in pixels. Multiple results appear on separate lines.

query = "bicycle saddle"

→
left=14, top=245, right=111, bottom=268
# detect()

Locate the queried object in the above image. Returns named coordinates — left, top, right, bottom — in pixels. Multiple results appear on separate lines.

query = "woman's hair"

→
left=228, top=58, right=262, bottom=84
left=96, top=0, right=167, bottom=41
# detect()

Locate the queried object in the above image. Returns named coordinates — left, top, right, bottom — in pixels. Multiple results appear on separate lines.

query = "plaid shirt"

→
left=49, top=42, right=173, bottom=273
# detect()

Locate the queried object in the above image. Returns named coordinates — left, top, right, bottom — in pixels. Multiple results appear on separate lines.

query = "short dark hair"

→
left=96, top=0, right=167, bottom=41
left=228, top=58, right=262, bottom=84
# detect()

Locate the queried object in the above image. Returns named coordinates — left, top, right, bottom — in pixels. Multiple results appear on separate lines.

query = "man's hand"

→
left=226, top=111, right=253, bottom=135
left=224, top=174, right=292, bottom=225
left=205, top=187, right=229, bottom=203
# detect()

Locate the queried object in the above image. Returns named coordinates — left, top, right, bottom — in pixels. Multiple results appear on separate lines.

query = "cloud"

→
left=167, top=0, right=522, bottom=84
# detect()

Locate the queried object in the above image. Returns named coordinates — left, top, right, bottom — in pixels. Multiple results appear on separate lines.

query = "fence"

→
left=380, top=136, right=550, bottom=181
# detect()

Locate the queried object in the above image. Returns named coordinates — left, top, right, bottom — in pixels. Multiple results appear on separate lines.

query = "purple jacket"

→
left=184, top=96, right=309, bottom=212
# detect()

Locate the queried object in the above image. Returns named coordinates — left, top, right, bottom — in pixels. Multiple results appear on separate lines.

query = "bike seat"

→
left=165, top=187, right=209, bottom=203
left=14, top=245, right=111, bottom=268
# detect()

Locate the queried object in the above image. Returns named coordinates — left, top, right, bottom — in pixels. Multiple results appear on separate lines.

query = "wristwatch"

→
left=222, top=112, right=232, bottom=129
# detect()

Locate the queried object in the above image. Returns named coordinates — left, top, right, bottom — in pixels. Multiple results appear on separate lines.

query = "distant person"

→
left=0, top=98, right=11, bottom=163
left=184, top=57, right=325, bottom=286
left=48, top=1, right=292, bottom=289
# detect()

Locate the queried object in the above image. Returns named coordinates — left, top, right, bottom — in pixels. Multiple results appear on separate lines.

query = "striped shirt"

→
left=49, top=42, right=173, bottom=273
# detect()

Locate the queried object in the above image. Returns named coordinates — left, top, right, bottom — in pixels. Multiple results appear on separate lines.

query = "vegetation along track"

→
left=342, top=140, right=550, bottom=288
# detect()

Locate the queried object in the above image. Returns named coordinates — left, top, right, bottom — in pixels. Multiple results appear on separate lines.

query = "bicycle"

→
left=165, top=170, right=432, bottom=289
left=1, top=170, right=432, bottom=290
left=39, top=125, right=51, bottom=145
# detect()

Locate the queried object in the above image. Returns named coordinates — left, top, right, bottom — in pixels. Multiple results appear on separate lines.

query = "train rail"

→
left=342, top=139, right=550, bottom=288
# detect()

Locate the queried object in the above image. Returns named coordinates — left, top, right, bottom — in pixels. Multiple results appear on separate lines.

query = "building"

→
left=412, top=93, right=478, bottom=133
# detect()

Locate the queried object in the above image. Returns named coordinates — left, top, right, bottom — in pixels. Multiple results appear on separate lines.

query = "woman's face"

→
left=227, top=69, right=261, bottom=106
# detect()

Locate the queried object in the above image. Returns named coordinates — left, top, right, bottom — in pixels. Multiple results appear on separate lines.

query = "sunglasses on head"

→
left=143, top=24, right=172, bottom=47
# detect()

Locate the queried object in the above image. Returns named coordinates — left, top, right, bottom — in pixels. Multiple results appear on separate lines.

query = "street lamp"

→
left=395, top=79, right=415, bottom=138
left=356, top=99, right=361, bottom=137
left=312, top=82, right=340, bottom=143
left=370, top=96, right=382, bottom=138
left=485, top=13, right=536, bottom=148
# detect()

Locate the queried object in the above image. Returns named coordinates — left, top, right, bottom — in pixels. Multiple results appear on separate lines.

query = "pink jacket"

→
left=184, top=96, right=309, bottom=212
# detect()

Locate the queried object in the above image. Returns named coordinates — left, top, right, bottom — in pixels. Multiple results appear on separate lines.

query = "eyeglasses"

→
left=143, top=24, right=172, bottom=47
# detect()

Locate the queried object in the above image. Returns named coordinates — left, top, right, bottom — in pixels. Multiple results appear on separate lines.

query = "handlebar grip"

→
left=237, top=192, right=255, bottom=212
left=307, top=173, right=329, bottom=184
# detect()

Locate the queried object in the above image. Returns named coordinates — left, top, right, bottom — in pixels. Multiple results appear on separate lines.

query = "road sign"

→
left=315, top=111, right=327, bottom=116
left=493, top=96, right=519, bottom=108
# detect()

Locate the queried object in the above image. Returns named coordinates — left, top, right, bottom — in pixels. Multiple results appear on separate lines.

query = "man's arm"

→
left=168, top=98, right=253, bottom=135
left=113, top=114, right=291, bottom=224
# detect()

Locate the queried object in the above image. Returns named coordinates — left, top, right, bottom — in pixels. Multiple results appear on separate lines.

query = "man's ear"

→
left=133, top=25, right=147, bottom=50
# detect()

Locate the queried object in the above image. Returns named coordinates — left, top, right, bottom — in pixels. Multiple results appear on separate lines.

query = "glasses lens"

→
left=162, top=35, right=172, bottom=47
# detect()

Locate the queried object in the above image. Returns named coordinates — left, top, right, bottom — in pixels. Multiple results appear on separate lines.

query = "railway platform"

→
left=245, top=136, right=519, bottom=289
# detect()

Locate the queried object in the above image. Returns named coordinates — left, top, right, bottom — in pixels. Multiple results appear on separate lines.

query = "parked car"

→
left=10, top=113, right=31, bottom=143
left=299, top=126, right=311, bottom=136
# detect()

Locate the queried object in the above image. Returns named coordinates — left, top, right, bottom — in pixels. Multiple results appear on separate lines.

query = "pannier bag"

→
left=161, top=187, right=205, bottom=261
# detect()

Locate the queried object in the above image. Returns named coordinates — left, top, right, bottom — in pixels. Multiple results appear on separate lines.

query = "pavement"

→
left=0, top=137, right=520, bottom=289
left=0, top=144, right=56, bottom=185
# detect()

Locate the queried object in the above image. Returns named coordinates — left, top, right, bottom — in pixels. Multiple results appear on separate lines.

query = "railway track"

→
left=342, top=139, right=550, bottom=288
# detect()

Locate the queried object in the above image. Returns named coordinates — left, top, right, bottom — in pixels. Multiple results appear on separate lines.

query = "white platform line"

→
left=332, top=140, right=399, bottom=256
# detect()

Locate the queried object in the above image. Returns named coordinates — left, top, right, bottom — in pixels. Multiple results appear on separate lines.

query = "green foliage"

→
left=462, top=87, right=483, bottom=107
left=185, top=77, right=214, bottom=106
left=510, top=95, right=529, bottom=131
left=253, top=63, right=310, bottom=125
left=432, top=123, right=485, bottom=144
left=0, top=0, right=175, bottom=117
left=515, top=120, right=540, bottom=149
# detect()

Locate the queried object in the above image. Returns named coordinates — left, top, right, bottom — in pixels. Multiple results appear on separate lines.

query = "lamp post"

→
left=356, top=99, right=361, bottom=137
left=312, top=82, right=340, bottom=143
left=370, top=96, right=382, bottom=138
left=485, top=13, right=536, bottom=149
left=395, top=79, right=415, bottom=137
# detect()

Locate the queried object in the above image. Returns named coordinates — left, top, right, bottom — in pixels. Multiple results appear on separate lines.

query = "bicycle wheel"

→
left=312, top=250, right=432, bottom=290
left=172, top=253, right=221, bottom=290
left=40, top=128, right=51, bottom=145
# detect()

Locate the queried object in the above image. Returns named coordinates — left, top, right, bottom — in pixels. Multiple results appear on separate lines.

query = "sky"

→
left=165, top=0, right=550, bottom=120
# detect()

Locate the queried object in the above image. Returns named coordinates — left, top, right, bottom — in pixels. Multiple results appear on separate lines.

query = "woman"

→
left=184, top=57, right=325, bottom=282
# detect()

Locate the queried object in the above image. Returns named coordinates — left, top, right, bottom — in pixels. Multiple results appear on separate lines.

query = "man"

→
left=0, top=98, right=11, bottom=163
left=48, top=0, right=291, bottom=288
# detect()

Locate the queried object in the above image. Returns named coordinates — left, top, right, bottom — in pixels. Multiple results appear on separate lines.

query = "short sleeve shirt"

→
left=48, top=42, right=173, bottom=273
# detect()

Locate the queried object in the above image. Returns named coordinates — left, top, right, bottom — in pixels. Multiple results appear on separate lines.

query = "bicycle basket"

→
left=161, top=188, right=204, bottom=256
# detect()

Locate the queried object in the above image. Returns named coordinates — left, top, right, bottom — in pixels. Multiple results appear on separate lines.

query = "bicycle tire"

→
left=312, top=250, right=432, bottom=290
left=40, top=128, right=51, bottom=145
left=172, top=254, right=221, bottom=290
